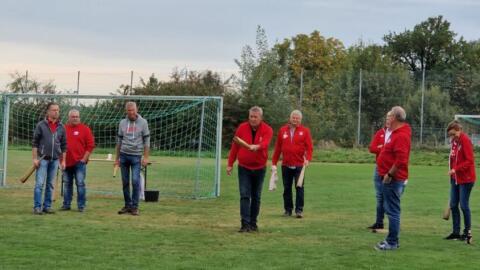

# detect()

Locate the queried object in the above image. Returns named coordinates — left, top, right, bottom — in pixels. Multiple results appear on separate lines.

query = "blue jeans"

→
left=450, top=178, right=474, bottom=234
left=373, top=167, right=385, bottom=225
left=383, top=179, right=406, bottom=246
left=63, top=161, right=87, bottom=209
left=238, top=166, right=265, bottom=226
left=281, top=166, right=304, bottom=213
left=33, top=159, right=59, bottom=209
left=120, top=153, right=142, bottom=209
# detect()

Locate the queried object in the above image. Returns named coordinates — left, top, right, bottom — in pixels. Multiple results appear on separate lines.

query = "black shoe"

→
left=296, top=212, right=303, bottom=219
left=367, top=223, right=384, bottom=230
left=60, top=206, right=71, bottom=211
left=250, top=223, right=258, bottom=232
left=444, top=233, right=462, bottom=240
left=283, top=211, right=292, bottom=217
left=118, top=207, right=131, bottom=215
left=43, top=208, right=55, bottom=214
left=238, top=224, right=250, bottom=233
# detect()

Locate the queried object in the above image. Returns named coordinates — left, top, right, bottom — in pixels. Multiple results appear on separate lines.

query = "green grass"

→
left=1, top=151, right=479, bottom=269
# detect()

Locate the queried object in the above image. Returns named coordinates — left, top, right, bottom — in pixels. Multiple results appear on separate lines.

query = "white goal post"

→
left=0, top=93, right=223, bottom=199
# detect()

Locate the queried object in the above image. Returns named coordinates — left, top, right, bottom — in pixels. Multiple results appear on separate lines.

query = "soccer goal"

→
left=0, top=93, right=223, bottom=198
left=454, top=114, right=480, bottom=146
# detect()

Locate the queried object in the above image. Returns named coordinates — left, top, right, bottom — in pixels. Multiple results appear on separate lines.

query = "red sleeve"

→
left=454, top=136, right=475, bottom=173
left=272, top=129, right=283, bottom=165
left=85, top=126, right=95, bottom=153
left=258, top=125, right=273, bottom=150
left=305, top=128, right=313, bottom=161
left=369, top=130, right=383, bottom=154
left=393, top=135, right=410, bottom=170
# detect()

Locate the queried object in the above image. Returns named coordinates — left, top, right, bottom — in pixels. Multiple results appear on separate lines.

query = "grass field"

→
left=0, top=150, right=479, bottom=269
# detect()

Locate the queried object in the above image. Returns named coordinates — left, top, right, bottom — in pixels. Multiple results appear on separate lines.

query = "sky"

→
left=0, top=0, right=479, bottom=94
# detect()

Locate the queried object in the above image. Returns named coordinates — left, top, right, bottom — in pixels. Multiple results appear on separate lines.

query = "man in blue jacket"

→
left=32, top=102, right=67, bottom=215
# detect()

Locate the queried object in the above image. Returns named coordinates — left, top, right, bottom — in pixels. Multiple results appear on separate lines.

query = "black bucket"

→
left=144, top=190, right=159, bottom=202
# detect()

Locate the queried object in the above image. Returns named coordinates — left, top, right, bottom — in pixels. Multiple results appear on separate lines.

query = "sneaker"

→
left=43, top=208, right=55, bottom=214
left=296, top=212, right=303, bottom=219
left=238, top=224, right=250, bottom=233
left=130, top=208, right=139, bottom=216
left=60, top=206, right=71, bottom=211
left=444, top=233, right=462, bottom=240
left=118, top=207, right=131, bottom=215
left=33, top=208, right=43, bottom=215
left=375, top=241, right=399, bottom=251
left=78, top=208, right=85, bottom=213
left=250, top=223, right=258, bottom=232
left=283, top=211, right=292, bottom=217
left=367, top=223, right=384, bottom=230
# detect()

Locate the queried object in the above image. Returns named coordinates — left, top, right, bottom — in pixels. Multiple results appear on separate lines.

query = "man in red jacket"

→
left=227, top=106, right=273, bottom=232
left=272, top=110, right=313, bottom=218
left=367, top=111, right=392, bottom=230
left=61, top=109, right=95, bottom=212
left=375, top=106, right=411, bottom=251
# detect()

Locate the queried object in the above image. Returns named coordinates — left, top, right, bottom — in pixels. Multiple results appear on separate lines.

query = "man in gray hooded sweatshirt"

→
left=115, top=101, right=150, bottom=216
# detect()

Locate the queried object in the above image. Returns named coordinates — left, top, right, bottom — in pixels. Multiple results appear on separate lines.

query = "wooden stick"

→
left=443, top=200, right=451, bottom=220
left=296, top=166, right=306, bottom=187
left=233, top=136, right=250, bottom=148
left=19, top=165, right=36, bottom=183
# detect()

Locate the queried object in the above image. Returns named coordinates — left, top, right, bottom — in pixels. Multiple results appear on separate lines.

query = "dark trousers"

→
left=238, top=166, right=265, bottom=226
left=450, top=178, right=474, bottom=234
left=282, top=166, right=304, bottom=214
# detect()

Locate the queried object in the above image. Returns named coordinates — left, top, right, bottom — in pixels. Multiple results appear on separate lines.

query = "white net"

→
left=0, top=94, right=223, bottom=198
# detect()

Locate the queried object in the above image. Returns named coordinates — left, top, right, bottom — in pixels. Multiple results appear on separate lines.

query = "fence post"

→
left=420, top=68, right=426, bottom=145
left=299, top=68, right=304, bottom=109
left=356, top=69, right=363, bottom=146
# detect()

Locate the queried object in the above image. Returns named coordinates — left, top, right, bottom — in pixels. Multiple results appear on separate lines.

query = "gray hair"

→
left=125, top=101, right=137, bottom=110
left=68, top=109, right=80, bottom=117
left=290, top=110, right=303, bottom=118
left=390, top=106, right=406, bottom=122
left=249, top=106, right=263, bottom=116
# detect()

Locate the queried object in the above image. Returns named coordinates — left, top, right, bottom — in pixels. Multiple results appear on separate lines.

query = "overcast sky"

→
left=0, top=0, right=478, bottom=94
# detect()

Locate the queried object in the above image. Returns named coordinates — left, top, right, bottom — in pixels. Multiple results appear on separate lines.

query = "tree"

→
left=6, top=71, right=57, bottom=95
left=384, top=15, right=457, bottom=72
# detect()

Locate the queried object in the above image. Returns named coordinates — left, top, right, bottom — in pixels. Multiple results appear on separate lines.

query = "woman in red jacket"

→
left=445, top=120, right=476, bottom=244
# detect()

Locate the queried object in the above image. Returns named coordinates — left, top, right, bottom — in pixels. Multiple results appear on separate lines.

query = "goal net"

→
left=0, top=94, right=223, bottom=199
left=454, top=115, right=480, bottom=146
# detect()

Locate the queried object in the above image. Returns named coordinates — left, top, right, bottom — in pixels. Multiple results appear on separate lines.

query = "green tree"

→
left=384, top=15, right=457, bottom=72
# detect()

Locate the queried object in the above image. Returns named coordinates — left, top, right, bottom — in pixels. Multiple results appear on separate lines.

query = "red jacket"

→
left=369, top=128, right=386, bottom=162
left=65, top=123, right=95, bottom=168
left=228, top=121, right=273, bottom=170
left=272, top=124, right=313, bottom=166
left=377, top=124, right=411, bottom=181
left=450, top=133, right=476, bottom=184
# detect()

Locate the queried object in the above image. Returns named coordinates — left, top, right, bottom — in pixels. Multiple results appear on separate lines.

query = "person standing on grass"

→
left=227, top=106, right=273, bottom=233
left=32, top=102, right=67, bottom=215
left=374, top=106, right=411, bottom=251
left=444, top=120, right=476, bottom=244
left=61, top=109, right=95, bottom=213
left=271, top=110, right=313, bottom=218
left=115, top=101, right=150, bottom=216
left=367, top=111, right=393, bottom=231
